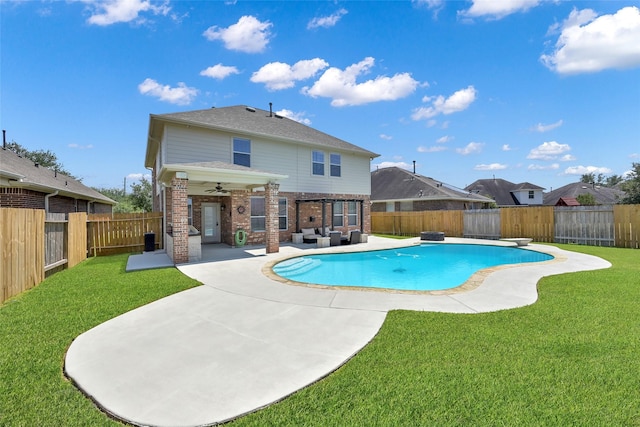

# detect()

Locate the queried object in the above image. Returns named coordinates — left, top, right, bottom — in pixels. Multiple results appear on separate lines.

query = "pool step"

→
left=274, top=258, right=321, bottom=276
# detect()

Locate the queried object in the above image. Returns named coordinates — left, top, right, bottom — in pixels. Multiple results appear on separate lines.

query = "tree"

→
left=576, top=193, right=597, bottom=206
left=5, top=141, right=74, bottom=177
left=621, top=162, right=640, bottom=204
left=129, top=177, right=152, bottom=212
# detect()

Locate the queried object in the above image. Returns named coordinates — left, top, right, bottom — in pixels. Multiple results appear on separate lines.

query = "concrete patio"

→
left=65, top=236, right=611, bottom=427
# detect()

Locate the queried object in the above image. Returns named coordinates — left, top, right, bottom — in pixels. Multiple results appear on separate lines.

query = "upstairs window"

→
left=528, top=190, right=535, bottom=199
left=330, top=153, right=341, bottom=177
left=233, top=138, right=251, bottom=167
left=312, top=151, right=325, bottom=176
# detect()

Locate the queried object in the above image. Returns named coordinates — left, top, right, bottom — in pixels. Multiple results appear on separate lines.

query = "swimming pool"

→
left=272, top=243, right=554, bottom=291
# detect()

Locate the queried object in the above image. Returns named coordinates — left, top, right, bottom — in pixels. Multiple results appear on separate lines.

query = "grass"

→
left=0, top=254, right=201, bottom=426
left=229, top=244, right=640, bottom=426
left=1, top=245, right=639, bottom=426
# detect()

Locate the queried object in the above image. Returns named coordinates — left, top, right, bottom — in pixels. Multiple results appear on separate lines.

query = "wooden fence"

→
left=87, top=212, right=163, bottom=256
left=1, top=209, right=89, bottom=304
left=372, top=204, right=640, bottom=248
left=371, top=210, right=464, bottom=237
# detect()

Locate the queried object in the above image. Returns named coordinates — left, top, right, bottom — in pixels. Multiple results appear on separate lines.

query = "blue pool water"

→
left=273, top=243, right=554, bottom=291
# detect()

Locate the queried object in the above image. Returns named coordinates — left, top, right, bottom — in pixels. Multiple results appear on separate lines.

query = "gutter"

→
left=44, top=191, right=59, bottom=213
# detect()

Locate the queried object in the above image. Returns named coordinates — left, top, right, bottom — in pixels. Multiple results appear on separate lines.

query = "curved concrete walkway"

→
left=65, top=237, right=610, bottom=427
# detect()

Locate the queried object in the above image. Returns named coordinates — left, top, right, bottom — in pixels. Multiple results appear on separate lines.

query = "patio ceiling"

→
left=158, top=161, right=288, bottom=196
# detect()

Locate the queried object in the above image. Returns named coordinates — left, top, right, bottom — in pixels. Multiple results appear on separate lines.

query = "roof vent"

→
left=245, top=106, right=256, bottom=113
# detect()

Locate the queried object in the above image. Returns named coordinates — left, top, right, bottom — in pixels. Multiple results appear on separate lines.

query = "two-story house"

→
left=464, top=178, right=545, bottom=207
left=144, top=105, right=379, bottom=263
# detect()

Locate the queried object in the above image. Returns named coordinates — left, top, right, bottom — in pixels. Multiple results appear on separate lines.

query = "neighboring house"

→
left=0, top=148, right=115, bottom=214
left=371, top=166, right=493, bottom=211
left=144, top=105, right=379, bottom=263
left=543, top=182, right=625, bottom=206
left=465, top=178, right=545, bottom=206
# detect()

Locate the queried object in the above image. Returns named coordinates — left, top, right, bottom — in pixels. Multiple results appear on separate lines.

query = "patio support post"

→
left=171, top=174, right=189, bottom=264
left=264, top=182, right=280, bottom=254
left=321, top=200, right=326, bottom=236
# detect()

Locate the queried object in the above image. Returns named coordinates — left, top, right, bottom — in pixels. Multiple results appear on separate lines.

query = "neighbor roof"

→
left=0, top=149, right=116, bottom=205
left=464, top=178, right=544, bottom=206
left=145, top=105, right=379, bottom=168
left=371, top=167, right=493, bottom=203
left=543, top=182, right=625, bottom=206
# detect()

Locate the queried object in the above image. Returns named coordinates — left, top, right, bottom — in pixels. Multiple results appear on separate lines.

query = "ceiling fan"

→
left=205, top=183, right=229, bottom=193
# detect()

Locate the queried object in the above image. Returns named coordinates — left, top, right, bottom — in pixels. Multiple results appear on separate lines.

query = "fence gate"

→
left=555, top=206, right=614, bottom=246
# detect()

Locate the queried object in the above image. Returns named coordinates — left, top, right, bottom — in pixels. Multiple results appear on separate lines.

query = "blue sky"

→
left=2, top=0, right=639, bottom=192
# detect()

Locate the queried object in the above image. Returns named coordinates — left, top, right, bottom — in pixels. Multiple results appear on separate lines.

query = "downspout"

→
left=44, top=191, right=59, bottom=213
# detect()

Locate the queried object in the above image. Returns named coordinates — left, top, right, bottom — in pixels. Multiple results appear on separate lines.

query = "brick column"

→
left=171, top=175, right=189, bottom=264
left=264, top=182, right=280, bottom=254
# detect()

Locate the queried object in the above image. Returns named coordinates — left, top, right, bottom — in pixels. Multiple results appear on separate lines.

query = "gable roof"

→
left=556, top=197, right=580, bottom=206
left=371, top=167, right=493, bottom=203
left=0, top=149, right=116, bottom=205
left=145, top=105, right=379, bottom=168
left=464, top=178, right=545, bottom=206
left=543, top=182, right=625, bottom=206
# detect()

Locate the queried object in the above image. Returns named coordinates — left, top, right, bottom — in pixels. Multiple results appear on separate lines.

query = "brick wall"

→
left=264, top=182, right=280, bottom=253
left=0, top=188, right=45, bottom=209
left=0, top=188, right=111, bottom=213
left=170, top=176, right=189, bottom=264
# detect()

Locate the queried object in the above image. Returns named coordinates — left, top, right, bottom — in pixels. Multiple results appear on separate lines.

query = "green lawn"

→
left=1, top=246, right=638, bottom=426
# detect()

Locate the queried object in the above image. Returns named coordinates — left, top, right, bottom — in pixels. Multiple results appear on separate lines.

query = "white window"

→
left=187, top=198, right=193, bottom=225
left=333, top=201, right=343, bottom=227
left=250, top=197, right=265, bottom=231
left=330, top=153, right=341, bottom=177
left=278, top=198, right=288, bottom=230
left=528, top=190, right=535, bottom=199
left=347, top=201, right=358, bottom=226
left=312, top=151, right=325, bottom=176
left=386, top=202, right=395, bottom=212
left=251, top=197, right=288, bottom=231
left=233, top=138, right=251, bottom=167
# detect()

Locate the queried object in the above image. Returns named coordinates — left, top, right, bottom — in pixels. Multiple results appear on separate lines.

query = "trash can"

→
left=144, top=232, right=155, bottom=252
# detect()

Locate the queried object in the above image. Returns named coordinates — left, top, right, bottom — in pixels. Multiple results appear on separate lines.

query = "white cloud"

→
left=456, top=142, right=484, bottom=155
left=541, top=7, right=640, bottom=74
left=138, top=78, right=198, bottom=105
left=459, top=0, right=540, bottom=20
left=527, top=141, right=571, bottom=160
left=251, top=59, right=329, bottom=91
left=528, top=163, right=560, bottom=170
left=307, top=8, right=348, bottom=29
left=411, top=86, right=477, bottom=120
left=68, top=143, right=93, bottom=149
left=200, top=64, right=240, bottom=80
left=127, top=172, right=152, bottom=181
left=302, top=57, right=419, bottom=106
left=560, top=154, right=576, bottom=162
left=417, top=145, right=447, bottom=153
left=203, top=15, right=272, bottom=53
left=81, top=0, right=170, bottom=26
left=563, top=165, right=613, bottom=175
left=274, top=109, right=311, bottom=125
left=530, top=119, right=563, bottom=132
left=380, top=134, right=393, bottom=140
left=372, top=161, right=412, bottom=171
left=436, top=135, right=453, bottom=143
left=502, top=144, right=512, bottom=151
left=474, top=163, right=508, bottom=171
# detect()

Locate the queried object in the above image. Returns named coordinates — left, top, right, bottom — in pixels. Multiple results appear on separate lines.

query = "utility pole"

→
left=123, top=177, right=127, bottom=195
